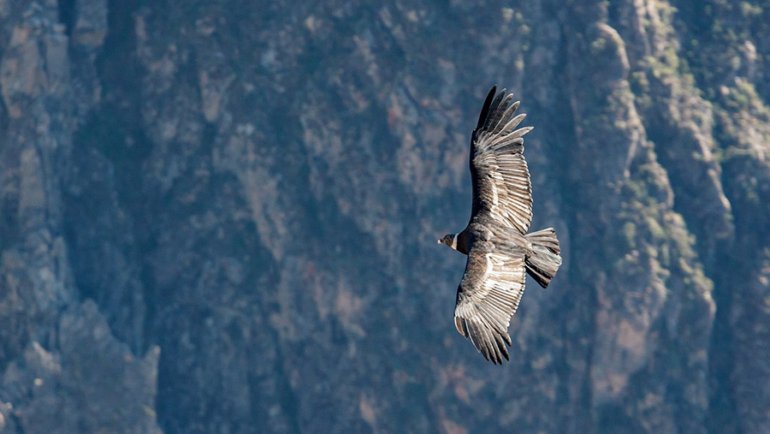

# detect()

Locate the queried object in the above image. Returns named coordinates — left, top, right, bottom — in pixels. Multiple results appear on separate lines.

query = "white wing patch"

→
left=454, top=245, right=527, bottom=364
left=484, top=252, right=494, bottom=277
left=490, top=180, right=499, bottom=207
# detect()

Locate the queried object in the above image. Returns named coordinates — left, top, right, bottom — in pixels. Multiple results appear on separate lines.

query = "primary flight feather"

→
left=438, top=86, right=562, bottom=364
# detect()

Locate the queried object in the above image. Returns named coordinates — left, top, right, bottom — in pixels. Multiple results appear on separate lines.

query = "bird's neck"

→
left=455, top=231, right=471, bottom=255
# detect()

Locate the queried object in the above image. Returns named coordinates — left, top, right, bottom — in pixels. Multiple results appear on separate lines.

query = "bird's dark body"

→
left=438, top=86, right=562, bottom=364
left=458, top=218, right=530, bottom=255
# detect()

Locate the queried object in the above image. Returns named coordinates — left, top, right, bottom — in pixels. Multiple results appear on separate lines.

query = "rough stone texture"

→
left=0, top=0, right=768, bottom=433
left=0, top=301, right=161, bottom=434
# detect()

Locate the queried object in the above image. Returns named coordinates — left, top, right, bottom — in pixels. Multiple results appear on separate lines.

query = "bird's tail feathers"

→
left=525, top=228, right=562, bottom=288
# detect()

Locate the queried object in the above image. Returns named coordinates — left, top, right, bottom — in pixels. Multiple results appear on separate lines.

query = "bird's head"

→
left=438, top=233, right=458, bottom=250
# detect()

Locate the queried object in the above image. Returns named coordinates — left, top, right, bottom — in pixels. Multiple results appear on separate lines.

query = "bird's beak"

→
left=436, top=239, right=441, bottom=244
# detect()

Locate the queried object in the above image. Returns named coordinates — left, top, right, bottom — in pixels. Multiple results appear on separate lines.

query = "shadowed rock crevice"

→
left=57, top=0, right=77, bottom=37
left=63, top=0, right=152, bottom=355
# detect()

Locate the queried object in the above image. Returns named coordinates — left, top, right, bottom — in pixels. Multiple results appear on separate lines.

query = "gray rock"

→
left=1, top=0, right=769, bottom=433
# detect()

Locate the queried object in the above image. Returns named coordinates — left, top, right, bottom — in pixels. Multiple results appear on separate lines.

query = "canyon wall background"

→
left=1, top=1, right=769, bottom=433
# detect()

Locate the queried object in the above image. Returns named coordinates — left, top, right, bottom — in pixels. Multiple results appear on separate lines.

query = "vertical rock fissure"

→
left=551, top=8, right=600, bottom=431
left=705, top=247, right=739, bottom=434
left=57, top=0, right=77, bottom=38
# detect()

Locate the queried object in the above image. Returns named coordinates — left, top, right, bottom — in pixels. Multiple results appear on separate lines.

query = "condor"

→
left=438, top=86, right=562, bottom=364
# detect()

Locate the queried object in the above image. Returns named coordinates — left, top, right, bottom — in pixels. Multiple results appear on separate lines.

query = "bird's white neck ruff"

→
left=451, top=234, right=458, bottom=250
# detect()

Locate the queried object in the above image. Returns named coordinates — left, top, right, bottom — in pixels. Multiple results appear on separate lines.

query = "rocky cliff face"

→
left=1, top=1, right=768, bottom=433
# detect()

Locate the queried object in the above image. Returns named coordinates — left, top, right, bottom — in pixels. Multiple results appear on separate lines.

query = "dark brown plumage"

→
left=439, top=86, right=562, bottom=364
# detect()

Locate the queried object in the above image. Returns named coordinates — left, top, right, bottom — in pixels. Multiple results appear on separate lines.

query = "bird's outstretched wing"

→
left=469, top=86, right=533, bottom=234
left=454, top=241, right=527, bottom=364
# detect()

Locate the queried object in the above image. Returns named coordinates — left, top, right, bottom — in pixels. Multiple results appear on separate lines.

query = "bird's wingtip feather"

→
left=475, top=86, right=498, bottom=131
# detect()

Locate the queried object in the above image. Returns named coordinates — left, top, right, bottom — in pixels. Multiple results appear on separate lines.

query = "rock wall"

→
left=0, top=0, right=768, bottom=433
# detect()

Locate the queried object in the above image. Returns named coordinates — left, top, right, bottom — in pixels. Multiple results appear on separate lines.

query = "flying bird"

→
left=438, top=86, right=562, bottom=364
